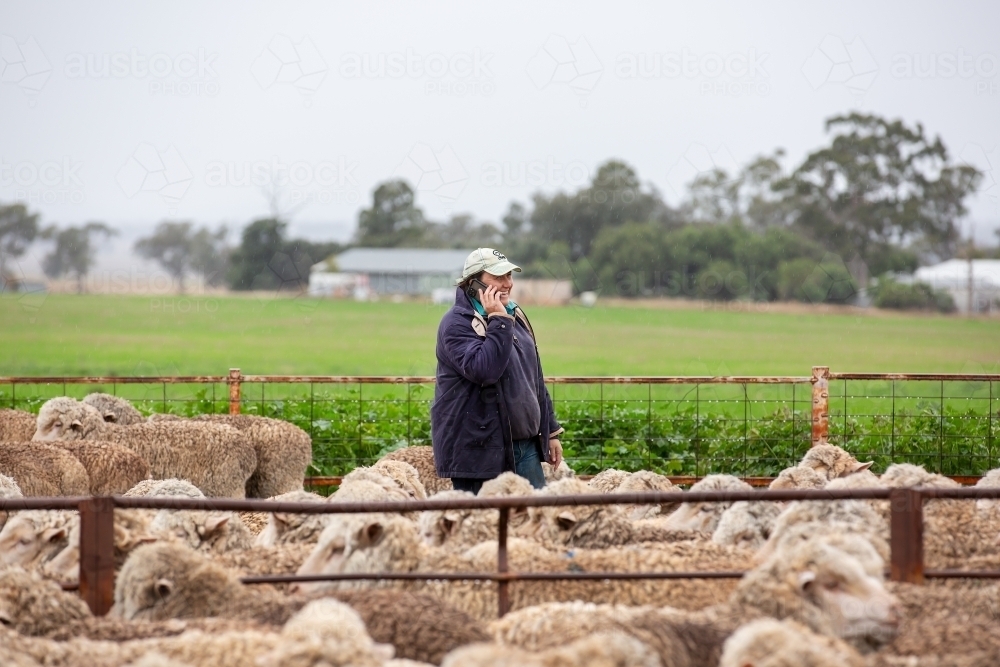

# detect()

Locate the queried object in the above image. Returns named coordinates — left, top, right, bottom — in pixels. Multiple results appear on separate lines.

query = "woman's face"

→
left=480, top=271, right=513, bottom=305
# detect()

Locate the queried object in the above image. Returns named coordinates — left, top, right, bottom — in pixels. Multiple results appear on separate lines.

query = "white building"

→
left=914, top=259, right=1000, bottom=314
left=311, top=248, right=473, bottom=296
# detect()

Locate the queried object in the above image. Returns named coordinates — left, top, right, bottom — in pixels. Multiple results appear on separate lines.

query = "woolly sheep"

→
left=660, top=474, right=752, bottom=533
left=0, top=441, right=91, bottom=496
left=974, top=467, right=1000, bottom=518
left=48, top=440, right=151, bottom=494
left=768, top=465, right=828, bottom=491
left=719, top=618, right=865, bottom=667
left=0, top=409, right=37, bottom=442
left=0, top=472, right=22, bottom=531
left=755, top=499, right=890, bottom=567
left=0, top=510, right=77, bottom=568
left=588, top=468, right=630, bottom=493
left=378, top=446, right=453, bottom=495
left=519, top=477, right=692, bottom=549
left=493, top=534, right=900, bottom=659
left=441, top=633, right=661, bottom=667
left=254, top=490, right=327, bottom=547
left=0, top=566, right=91, bottom=635
left=83, top=393, right=146, bottom=425
left=33, top=398, right=255, bottom=498
left=293, top=513, right=753, bottom=620
left=418, top=474, right=533, bottom=551
left=42, top=509, right=156, bottom=587
left=181, top=413, right=312, bottom=499
left=881, top=463, right=960, bottom=489
left=615, top=470, right=679, bottom=520
left=371, top=459, right=427, bottom=499
left=712, top=500, right=783, bottom=549
left=124, top=478, right=205, bottom=498
left=340, top=466, right=420, bottom=504
left=799, top=444, right=873, bottom=481
left=541, top=460, right=574, bottom=482
left=115, top=541, right=490, bottom=664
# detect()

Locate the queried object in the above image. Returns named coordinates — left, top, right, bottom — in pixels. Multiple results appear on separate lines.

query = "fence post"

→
left=228, top=368, right=241, bottom=415
left=497, top=507, right=510, bottom=618
left=78, top=497, right=115, bottom=616
left=811, top=366, right=830, bottom=446
left=889, top=488, right=924, bottom=584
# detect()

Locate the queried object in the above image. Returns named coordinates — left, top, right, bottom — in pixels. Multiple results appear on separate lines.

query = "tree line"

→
left=1, top=112, right=996, bottom=306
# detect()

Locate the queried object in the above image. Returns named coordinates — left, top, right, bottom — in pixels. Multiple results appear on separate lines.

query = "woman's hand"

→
left=479, top=285, right=506, bottom=316
left=548, top=438, right=563, bottom=468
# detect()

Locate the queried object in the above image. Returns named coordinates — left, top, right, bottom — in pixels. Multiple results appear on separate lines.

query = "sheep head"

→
left=32, top=397, right=104, bottom=441
left=0, top=511, right=74, bottom=568
left=800, top=444, right=873, bottom=481
left=662, top=475, right=752, bottom=533
left=733, top=535, right=900, bottom=653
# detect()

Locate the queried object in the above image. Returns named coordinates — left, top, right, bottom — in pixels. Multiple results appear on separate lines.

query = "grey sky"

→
left=2, top=0, right=999, bottom=277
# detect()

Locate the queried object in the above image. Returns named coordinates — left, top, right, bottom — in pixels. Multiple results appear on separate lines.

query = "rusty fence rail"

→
left=6, top=486, right=1000, bottom=618
left=1, top=367, right=997, bottom=477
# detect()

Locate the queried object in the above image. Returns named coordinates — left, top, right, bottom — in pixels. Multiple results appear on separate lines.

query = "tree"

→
left=776, top=113, right=982, bottom=276
left=530, top=160, right=675, bottom=260
left=355, top=180, right=428, bottom=247
left=135, top=222, right=230, bottom=292
left=134, top=221, right=195, bottom=293
left=41, top=222, right=117, bottom=293
left=0, top=203, right=40, bottom=282
left=226, top=217, right=341, bottom=291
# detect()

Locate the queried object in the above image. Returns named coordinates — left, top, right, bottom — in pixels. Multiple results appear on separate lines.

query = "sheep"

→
left=755, top=499, right=890, bottom=568
left=292, top=513, right=753, bottom=620
left=254, top=490, right=328, bottom=547
left=974, top=467, right=1000, bottom=518
left=711, top=500, right=783, bottom=549
left=255, top=598, right=395, bottom=667
left=0, top=565, right=91, bottom=635
left=371, top=459, right=428, bottom=499
left=42, top=509, right=157, bottom=587
left=124, top=478, right=205, bottom=498
left=588, top=468, right=630, bottom=493
left=378, top=446, right=453, bottom=495
left=0, top=472, right=22, bottom=531
left=83, top=392, right=146, bottom=425
left=881, top=463, right=960, bottom=489
left=440, top=633, right=661, bottom=667
left=0, top=510, right=77, bottom=568
left=768, top=465, right=828, bottom=491
left=492, top=534, right=900, bottom=660
left=719, top=618, right=865, bottom=667
left=341, top=465, right=423, bottom=504
left=799, top=443, right=874, bottom=481
left=148, top=507, right=253, bottom=554
left=418, top=474, right=533, bottom=551
left=214, top=542, right=316, bottom=585
left=33, top=397, right=255, bottom=498
left=519, top=477, right=694, bottom=548
left=0, top=409, right=37, bottom=442
left=47, top=440, right=151, bottom=494
left=659, top=474, right=753, bottom=533
left=181, top=413, right=312, bottom=499
left=115, top=541, right=490, bottom=664
left=541, top=460, right=574, bottom=482
left=0, top=441, right=91, bottom=496
left=615, top=470, right=679, bottom=520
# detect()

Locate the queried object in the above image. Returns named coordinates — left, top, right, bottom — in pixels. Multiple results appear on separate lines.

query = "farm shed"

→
left=914, top=259, right=1000, bottom=314
left=312, top=247, right=474, bottom=296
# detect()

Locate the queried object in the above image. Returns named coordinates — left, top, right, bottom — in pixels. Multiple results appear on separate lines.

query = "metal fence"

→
left=1, top=367, right=997, bottom=479
left=5, top=486, right=1000, bottom=619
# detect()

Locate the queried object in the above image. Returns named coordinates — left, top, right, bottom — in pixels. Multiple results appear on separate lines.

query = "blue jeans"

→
left=452, top=438, right=547, bottom=495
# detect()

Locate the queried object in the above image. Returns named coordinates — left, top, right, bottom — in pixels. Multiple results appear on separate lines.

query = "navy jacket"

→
left=431, top=287, right=561, bottom=479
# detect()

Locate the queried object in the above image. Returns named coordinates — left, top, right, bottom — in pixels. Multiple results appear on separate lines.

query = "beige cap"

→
left=456, top=248, right=521, bottom=284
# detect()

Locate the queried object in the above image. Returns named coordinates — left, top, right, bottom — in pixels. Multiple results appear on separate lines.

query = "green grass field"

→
left=1, top=294, right=998, bottom=376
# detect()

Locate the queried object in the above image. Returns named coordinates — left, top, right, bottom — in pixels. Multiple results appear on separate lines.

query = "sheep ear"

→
left=43, top=527, right=67, bottom=543
left=102, top=411, right=117, bottom=423
left=358, top=521, right=384, bottom=547
left=441, top=516, right=458, bottom=536
left=852, top=460, right=874, bottom=472
left=798, top=570, right=816, bottom=590
left=556, top=511, right=577, bottom=530
left=155, top=578, right=173, bottom=598
left=203, top=514, right=229, bottom=534
left=70, top=419, right=83, bottom=431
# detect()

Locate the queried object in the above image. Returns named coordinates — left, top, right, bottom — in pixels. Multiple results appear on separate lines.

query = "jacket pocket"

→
left=464, top=416, right=502, bottom=449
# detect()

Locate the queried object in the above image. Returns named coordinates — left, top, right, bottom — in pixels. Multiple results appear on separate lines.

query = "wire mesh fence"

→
left=1, top=368, right=996, bottom=478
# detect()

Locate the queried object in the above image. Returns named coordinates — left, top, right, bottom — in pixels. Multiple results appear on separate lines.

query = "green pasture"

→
left=1, top=294, right=998, bottom=377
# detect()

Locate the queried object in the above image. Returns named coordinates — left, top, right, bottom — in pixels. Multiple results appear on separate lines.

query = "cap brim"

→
left=484, top=261, right=521, bottom=276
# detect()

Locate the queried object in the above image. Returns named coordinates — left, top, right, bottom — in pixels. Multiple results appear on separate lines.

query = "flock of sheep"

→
left=2, top=395, right=1000, bottom=666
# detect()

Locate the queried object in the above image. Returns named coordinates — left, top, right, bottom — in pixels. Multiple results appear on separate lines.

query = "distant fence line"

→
left=2, top=367, right=998, bottom=478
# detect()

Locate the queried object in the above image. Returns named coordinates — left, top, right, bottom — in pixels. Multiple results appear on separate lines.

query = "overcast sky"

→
left=2, top=0, right=999, bottom=276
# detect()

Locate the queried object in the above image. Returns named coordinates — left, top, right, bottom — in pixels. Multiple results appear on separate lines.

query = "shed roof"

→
left=324, top=247, right=475, bottom=275
left=914, top=259, right=1000, bottom=288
